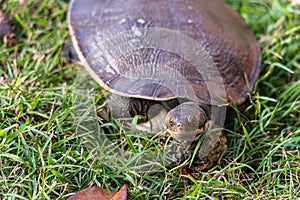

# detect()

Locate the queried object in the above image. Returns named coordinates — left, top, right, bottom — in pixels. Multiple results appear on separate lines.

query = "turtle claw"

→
left=194, top=130, right=227, bottom=170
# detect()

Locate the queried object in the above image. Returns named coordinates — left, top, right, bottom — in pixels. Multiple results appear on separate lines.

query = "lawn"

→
left=0, top=0, right=299, bottom=199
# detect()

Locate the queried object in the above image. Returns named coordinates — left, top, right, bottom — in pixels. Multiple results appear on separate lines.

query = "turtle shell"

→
left=68, top=0, right=261, bottom=105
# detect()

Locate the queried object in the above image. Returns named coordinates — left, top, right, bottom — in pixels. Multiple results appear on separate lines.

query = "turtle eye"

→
left=168, top=118, right=174, bottom=126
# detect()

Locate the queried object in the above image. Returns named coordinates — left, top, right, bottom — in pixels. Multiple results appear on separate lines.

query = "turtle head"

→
left=165, top=102, right=208, bottom=141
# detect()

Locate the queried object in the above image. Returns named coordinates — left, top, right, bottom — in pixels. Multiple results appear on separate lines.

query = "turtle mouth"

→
left=167, top=127, right=204, bottom=141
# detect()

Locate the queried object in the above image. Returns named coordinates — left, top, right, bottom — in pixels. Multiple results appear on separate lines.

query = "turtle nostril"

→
left=176, top=124, right=184, bottom=130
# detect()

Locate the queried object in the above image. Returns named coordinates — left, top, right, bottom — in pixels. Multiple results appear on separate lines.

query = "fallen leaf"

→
left=67, top=185, right=127, bottom=200
left=112, top=184, right=127, bottom=200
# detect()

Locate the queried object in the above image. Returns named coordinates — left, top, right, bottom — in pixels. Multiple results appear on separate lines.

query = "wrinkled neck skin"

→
left=165, top=101, right=212, bottom=141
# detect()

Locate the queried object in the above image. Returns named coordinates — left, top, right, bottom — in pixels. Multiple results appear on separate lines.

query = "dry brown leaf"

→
left=112, top=185, right=127, bottom=200
left=67, top=185, right=127, bottom=200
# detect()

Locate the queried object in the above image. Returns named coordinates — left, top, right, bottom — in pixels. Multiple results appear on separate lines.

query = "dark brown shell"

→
left=68, top=0, right=261, bottom=105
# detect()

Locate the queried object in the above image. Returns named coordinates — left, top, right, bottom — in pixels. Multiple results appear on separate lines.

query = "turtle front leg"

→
left=104, top=94, right=132, bottom=119
left=105, top=94, right=158, bottom=123
left=104, top=95, right=168, bottom=133
left=128, top=98, right=157, bottom=122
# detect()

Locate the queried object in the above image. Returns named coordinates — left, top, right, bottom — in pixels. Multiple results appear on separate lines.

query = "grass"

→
left=0, top=0, right=299, bottom=199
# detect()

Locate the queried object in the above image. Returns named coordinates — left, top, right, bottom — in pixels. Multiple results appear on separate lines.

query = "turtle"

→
left=68, top=0, right=261, bottom=169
